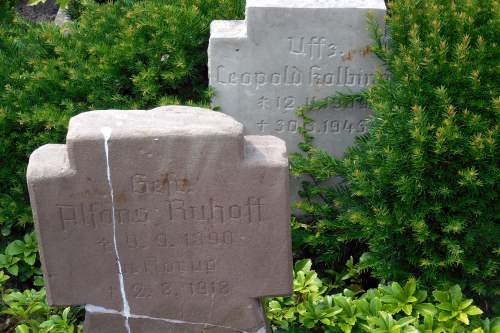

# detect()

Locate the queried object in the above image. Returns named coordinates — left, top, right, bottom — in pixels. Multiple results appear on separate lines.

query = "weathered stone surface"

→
left=27, top=106, right=291, bottom=333
left=209, top=0, right=386, bottom=198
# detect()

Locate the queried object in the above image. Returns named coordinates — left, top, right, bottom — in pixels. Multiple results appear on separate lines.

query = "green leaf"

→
left=460, top=299, right=474, bottom=310
left=414, top=303, right=437, bottom=316
left=391, top=282, right=405, bottom=301
left=403, top=326, right=419, bottom=333
left=294, top=259, right=312, bottom=273
left=27, top=0, right=47, bottom=5
left=15, top=325, right=30, bottom=333
left=466, top=306, right=483, bottom=316
left=438, top=311, right=455, bottom=322
left=333, top=295, right=353, bottom=315
left=381, top=295, right=398, bottom=304
left=324, top=307, right=343, bottom=317
left=55, top=0, right=69, bottom=8
left=5, top=240, right=24, bottom=256
left=24, top=254, right=36, bottom=266
left=458, top=312, right=469, bottom=325
left=415, top=290, right=427, bottom=303
left=0, top=270, right=10, bottom=283
left=404, top=278, right=416, bottom=297
left=436, top=302, right=453, bottom=311
left=397, top=317, right=416, bottom=327
left=402, top=304, right=413, bottom=316
left=62, top=307, right=71, bottom=321
left=449, top=286, right=463, bottom=305
left=370, top=297, right=382, bottom=314
left=34, top=276, right=45, bottom=287
left=433, top=291, right=449, bottom=304
left=268, top=300, right=282, bottom=311
left=358, top=323, right=372, bottom=332
left=7, top=264, right=18, bottom=276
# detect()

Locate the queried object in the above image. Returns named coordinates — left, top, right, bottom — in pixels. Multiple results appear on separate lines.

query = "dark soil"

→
left=16, top=0, right=59, bottom=22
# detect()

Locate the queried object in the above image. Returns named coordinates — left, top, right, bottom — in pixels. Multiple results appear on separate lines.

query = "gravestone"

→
left=27, top=106, right=292, bottom=333
left=209, top=0, right=386, bottom=196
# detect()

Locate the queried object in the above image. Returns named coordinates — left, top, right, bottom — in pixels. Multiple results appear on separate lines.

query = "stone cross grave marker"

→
left=27, top=106, right=292, bottom=333
left=209, top=0, right=386, bottom=197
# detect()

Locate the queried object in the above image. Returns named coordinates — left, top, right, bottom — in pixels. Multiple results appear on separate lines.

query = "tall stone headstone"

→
left=27, top=106, right=291, bottom=333
left=209, top=0, right=386, bottom=196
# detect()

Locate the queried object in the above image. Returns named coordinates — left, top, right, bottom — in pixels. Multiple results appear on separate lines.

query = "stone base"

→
left=84, top=310, right=268, bottom=333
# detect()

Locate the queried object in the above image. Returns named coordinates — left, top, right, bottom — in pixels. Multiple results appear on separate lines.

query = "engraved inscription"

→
left=131, top=173, right=190, bottom=196
left=257, top=119, right=368, bottom=135
left=256, top=96, right=369, bottom=114
left=56, top=202, right=111, bottom=231
left=308, top=65, right=377, bottom=87
left=165, top=197, right=263, bottom=224
left=125, top=231, right=234, bottom=250
left=55, top=202, right=153, bottom=231
left=215, top=65, right=304, bottom=89
left=189, top=280, right=230, bottom=296
left=55, top=196, right=264, bottom=231
left=288, top=36, right=338, bottom=59
left=215, top=64, right=381, bottom=89
left=132, top=282, right=152, bottom=299
left=96, top=238, right=113, bottom=252
left=304, top=97, right=369, bottom=110
left=128, top=280, right=231, bottom=299
left=184, top=231, right=233, bottom=247
left=121, top=257, right=217, bottom=276
left=257, top=96, right=296, bottom=112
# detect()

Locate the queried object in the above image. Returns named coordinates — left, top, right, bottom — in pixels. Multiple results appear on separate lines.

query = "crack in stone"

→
left=102, top=127, right=131, bottom=333
left=99, top=127, right=266, bottom=333
left=85, top=305, right=264, bottom=333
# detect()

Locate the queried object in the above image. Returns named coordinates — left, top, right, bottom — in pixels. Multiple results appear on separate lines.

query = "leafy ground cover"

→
left=265, top=260, right=497, bottom=332
left=0, top=0, right=498, bottom=332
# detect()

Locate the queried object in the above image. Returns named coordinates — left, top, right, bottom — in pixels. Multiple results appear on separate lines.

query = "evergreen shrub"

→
left=0, top=0, right=16, bottom=22
left=292, top=0, right=499, bottom=312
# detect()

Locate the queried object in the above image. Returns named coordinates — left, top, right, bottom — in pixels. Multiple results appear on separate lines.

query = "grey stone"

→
left=54, top=7, right=71, bottom=27
left=27, top=106, right=292, bottom=333
left=209, top=0, right=386, bottom=199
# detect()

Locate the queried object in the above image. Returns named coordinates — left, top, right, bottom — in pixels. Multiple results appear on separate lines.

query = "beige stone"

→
left=27, top=106, right=292, bottom=333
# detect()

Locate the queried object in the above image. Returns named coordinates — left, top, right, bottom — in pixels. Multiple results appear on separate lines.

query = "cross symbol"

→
left=96, top=238, right=112, bottom=252
left=257, top=96, right=270, bottom=110
left=256, top=120, right=270, bottom=132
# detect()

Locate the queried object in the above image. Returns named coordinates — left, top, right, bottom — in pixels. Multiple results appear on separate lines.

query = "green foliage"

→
left=0, top=233, right=40, bottom=281
left=291, top=0, right=500, bottom=311
left=0, top=270, right=10, bottom=292
left=433, top=285, right=484, bottom=325
left=265, top=259, right=497, bottom=333
left=2, top=289, right=51, bottom=328
left=66, top=0, right=84, bottom=20
left=27, top=0, right=70, bottom=9
left=0, top=0, right=17, bottom=22
left=1, top=288, right=83, bottom=333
